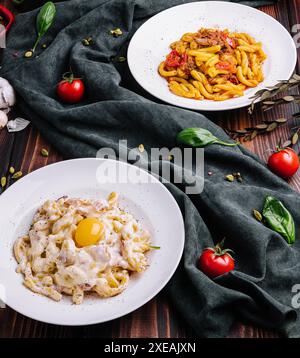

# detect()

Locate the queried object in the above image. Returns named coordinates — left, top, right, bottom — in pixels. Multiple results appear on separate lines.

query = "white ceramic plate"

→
left=0, top=158, right=185, bottom=325
left=128, top=1, right=297, bottom=111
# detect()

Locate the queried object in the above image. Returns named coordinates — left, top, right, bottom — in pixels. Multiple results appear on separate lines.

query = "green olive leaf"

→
left=262, top=196, right=295, bottom=245
left=32, top=2, right=56, bottom=52
left=177, top=128, right=239, bottom=148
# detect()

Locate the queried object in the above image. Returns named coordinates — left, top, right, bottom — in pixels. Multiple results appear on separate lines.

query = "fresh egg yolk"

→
left=75, top=218, right=104, bottom=247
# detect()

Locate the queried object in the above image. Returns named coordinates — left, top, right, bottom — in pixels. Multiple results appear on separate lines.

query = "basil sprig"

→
left=177, top=128, right=239, bottom=148
left=32, top=2, right=56, bottom=52
left=263, top=196, right=295, bottom=245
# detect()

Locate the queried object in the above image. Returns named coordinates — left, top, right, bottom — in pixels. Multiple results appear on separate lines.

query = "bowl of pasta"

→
left=0, top=159, right=184, bottom=325
left=128, top=1, right=297, bottom=111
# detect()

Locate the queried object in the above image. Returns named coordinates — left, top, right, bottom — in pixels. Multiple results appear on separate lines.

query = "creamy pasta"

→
left=158, top=28, right=267, bottom=101
left=14, top=192, right=152, bottom=304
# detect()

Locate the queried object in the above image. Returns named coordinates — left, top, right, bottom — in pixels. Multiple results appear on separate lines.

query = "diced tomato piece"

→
left=165, top=50, right=188, bottom=68
left=216, top=61, right=232, bottom=70
left=165, top=50, right=181, bottom=67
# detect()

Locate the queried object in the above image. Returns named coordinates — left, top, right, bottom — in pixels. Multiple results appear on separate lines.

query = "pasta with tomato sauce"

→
left=158, top=28, right=267, bottom=101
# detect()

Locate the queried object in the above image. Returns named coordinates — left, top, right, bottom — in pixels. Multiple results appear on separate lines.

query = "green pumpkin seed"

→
left=12, top=171, right=22, bottom=179
left=1, top=176, right=6, bottom=188
left=24, top=50, right=33, bottom=58
left=253, top=209, right=263, bottom=222
left=225, top=174, right=235, bottom=182
left=41, top=148, right=49, bottom=157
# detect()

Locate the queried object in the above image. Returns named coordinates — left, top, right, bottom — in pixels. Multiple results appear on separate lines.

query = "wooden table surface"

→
left=0, top=0, right=299, bottom=338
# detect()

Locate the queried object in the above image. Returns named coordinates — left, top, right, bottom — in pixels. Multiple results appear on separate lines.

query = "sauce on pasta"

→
left=158, top=28, right=267, bottom=101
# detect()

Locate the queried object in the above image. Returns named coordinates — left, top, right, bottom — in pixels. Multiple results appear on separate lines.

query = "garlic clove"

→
left=0, top=110, right=8, bottom=130
left=0, top=77, right=16, bottom=109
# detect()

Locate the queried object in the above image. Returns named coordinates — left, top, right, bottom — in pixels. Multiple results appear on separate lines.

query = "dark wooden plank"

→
left=0, top=0, right=298, bottom=339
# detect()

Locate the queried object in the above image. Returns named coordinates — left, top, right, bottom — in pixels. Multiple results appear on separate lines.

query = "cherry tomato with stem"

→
left=268, top=147, right=299, bottom=179
left=57, top=72, right=85, bottom=104
left=198, top=239, right=235, bottom=279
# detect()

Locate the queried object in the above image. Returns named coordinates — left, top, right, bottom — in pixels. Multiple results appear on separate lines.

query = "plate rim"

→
left=0, top=158, right=185, bottom=326
left=127, top=0, right=297, bottom=111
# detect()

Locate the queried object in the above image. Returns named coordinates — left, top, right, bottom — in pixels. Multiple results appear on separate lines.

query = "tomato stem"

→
left=62, top=71, right=82, bottom=83
left=212, top=238, right=235, bottom=258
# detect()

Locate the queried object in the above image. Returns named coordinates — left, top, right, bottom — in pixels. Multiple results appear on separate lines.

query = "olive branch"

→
left=226, top=74, right=300, bottom=147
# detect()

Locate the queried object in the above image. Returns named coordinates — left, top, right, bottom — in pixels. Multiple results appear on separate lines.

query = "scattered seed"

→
left=41, top=148, right=49, bottom=157
left=42, top=44, right=47, bottom=49
left=253, top=209, right=263, bottom=222
left=12, top=171, right=22, bottom=180
left=82, top=39, right=90, bottom=46
left=24, top=50, right=33, bottom=58
left=117, top=56, right=127, bottom=62
left=233, top=172, right=243, bottom=182
left=1, top=176, right=6, bottom=188
left=168, top=155, right=173, bottom=161
left=9, top=167, right=15, bottom=174
left=82, top=37, right=93, bottom=46
left=138, top=144, right=144, bottom=153
left=225, top=174, right=235, bottom=182
left=110, top=28, right=123, bottom=37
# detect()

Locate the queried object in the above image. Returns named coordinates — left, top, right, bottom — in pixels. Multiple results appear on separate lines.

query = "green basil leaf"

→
left=37, top=2, right=56, bottom=36
left=263, top=196, right=295, bottom=245
left=177, top=128, right=217, bottom=147
left=176, top=128, right=238, bottom=148
left=33, top=2, right=56, bottom=51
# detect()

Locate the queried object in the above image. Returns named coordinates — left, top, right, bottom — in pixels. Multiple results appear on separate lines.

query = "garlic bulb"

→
left=0, top=111, right=8, bottom=129
left=0, top=77, right=16, bottom=110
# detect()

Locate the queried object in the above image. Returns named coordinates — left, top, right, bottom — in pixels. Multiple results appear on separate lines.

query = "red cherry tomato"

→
left=268, top=147, right=299, bottom=179
left=198, top=240, right=235, bottom=279
left=57, top=73, right=85, bottom=104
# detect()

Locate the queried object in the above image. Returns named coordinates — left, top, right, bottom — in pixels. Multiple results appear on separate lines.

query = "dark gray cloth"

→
left=2, top=0, right=300, bottom=338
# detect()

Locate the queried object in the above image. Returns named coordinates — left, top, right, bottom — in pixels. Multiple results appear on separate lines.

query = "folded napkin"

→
left=3, top=0, right=300, bottom=338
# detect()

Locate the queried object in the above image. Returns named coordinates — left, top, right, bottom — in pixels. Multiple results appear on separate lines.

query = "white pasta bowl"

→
left=128, top=1, right=297, bottom=111
left=0, top=158, right=184, bottom=325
